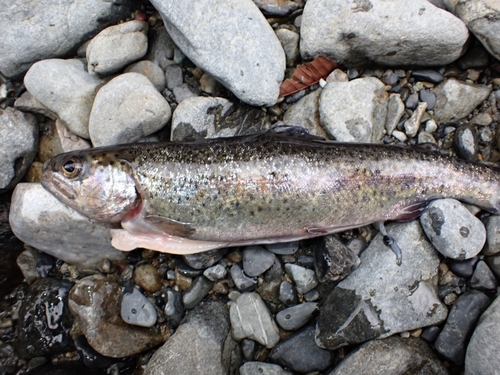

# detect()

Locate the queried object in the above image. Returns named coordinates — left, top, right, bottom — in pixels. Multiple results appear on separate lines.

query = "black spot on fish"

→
left=120, top=161, right=125, bottom=166
left=283, top=198, right=288, bottom=204
left=109, top=160, right=114, bottom=166
left=250, top=211, right=255, bottom=216
left=257, top=206, right=263, bottom=212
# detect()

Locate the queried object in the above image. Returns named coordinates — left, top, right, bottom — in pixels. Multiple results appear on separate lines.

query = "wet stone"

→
left=447, top=257, right=479, bottom=279
left=304, top=289, right=320, bottom=302
left=36, top=252, right=56, bottom=278
left=164, top=288, right=185, bottom=329
left=243, top=246, right=276, bottom=277
left=121, top=287, right=157, bottom=328
left=279, top=281, right=298, bottom=307
left=454, top=125, right=479, bottom=162
left=265, top=241, right=299, bottom=255
left=16, top=248, right=39, bottom=285
left=256, top=258, right=283, bottom=304
left=183, top=249, right=224, bottom=269
left=411, top=70, right=444, bottom=84
left=313, top=235, right=360, bottom=283
left=74, top=335, right=117, bottom=369
left=203, top=264, right=227, bottom=281
left=134, top=264, right=162, bottom=293
left=230, top=264, right=257, bottom=292
left=275, top=302, right=318, bottom=331
left=470, top=261, right=498, bottom=291
left=177, top=261, right=204, bottom=278
left=15, top=278, right=74, bottom=359
left=434, top=290, right=491, bottom=365
left=182, top=276, right=213, bottom=309
left=284, top=263, right=318, bottom=295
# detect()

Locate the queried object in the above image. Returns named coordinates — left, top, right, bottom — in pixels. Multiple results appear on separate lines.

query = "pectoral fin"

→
left=144, top=215, right=195, bottom=237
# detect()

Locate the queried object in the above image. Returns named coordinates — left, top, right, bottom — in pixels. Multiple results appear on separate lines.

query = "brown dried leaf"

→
left=279, top=56, right=338, bottom=97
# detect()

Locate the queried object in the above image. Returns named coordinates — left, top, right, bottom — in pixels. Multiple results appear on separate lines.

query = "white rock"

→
left=121, top=287, right=157, bottom=328
left=9, top=183, right=125, bottom=267
left=150, top=0, right=285, bottom=106
left=89, top=73, right=171, bottom=147
left=482, top=216, right=500, bottom=256
left=404, top=102, right=427, bottom=137
left=87, top=20, right=148, bottom=76
left=385, top=93, right=405, bottom=134
left=301, top=0, right=469, bottom=66
left=124, top=60, right=166, bottom=92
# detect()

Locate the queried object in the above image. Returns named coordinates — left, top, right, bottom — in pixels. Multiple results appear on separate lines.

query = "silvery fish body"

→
left=40, top=129, right=500, bottom=255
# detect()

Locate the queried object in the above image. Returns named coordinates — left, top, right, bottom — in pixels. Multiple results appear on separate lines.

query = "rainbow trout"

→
left=40, top=127, right=500, bottom=259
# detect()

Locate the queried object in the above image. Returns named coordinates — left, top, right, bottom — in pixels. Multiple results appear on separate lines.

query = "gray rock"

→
left=124, top=60, right=166, bottom=92
left=276, top=302, right=318, bottom=331
left=411, top=70, right=444, bottom=84
left=164, top=288, right=185, bottom=329
left=183, top=249, right=224, bottom=269
left=418, top=131, right=437, bottom=144
left=265, top=241, right=299, bottom=255
left=316, top=221, right=447, bottom=349
left=203, top=264, right=227, bottom=281
left=0, top=0, right=133, bottom=78
left=313, top=235, right=360, bottom=283
left=146, top=26, right=176, bottom=69
left=230, top=264, right=257, bottom=292
left=182, top=276, right=213, bottom=309
left=87, top=20, right=148, bottom=76
left=419, top=89, right=437, bottom=110
left=9, top=183, right=125, bottom=267
left=145, top=301, right=234, bottom=375
left=420, top=199, right=486, bottom=260
left=284, top=263, right=318, bottom=295
left=276, top=28, right=300, bottom=67
left=405, top=92, right=419, bottom=110
left=15, top=248, right=39, bottom=285
left=279, top=281, right=298, bottom=306
left=254, top=0, right=299, bottom=16
left=482, top=215, right=500, bottom=255
left=385, top=93, right=405, bottom=134
left=172, top=83, right=197, bottom=103
left=470, top=261, right=498, bottom=291
left=89, top=72, right=171, bottom=146
left=454, top=125, right=479, bottom=162
left=433, top=79, right=492, bottom=122
left=243, top=246, right=276, bottom=277
left=301, top=0, right=469, bottom=66
left=240, top=362, right=287, bottom=375
left=164, top=64, right=184, bottom=89
left=269, top=325, right=335, bottom=373
left=447, top=257, right=480, bottom=279
left=69, top=275, right=168, bottom=358
left=151, top=0, right=285, bottom=106
left=229, top=292, right=280, bottom=348
left=445, top=0, right=500, bottom=61
left=404, top=101, right=427, bottom=138
left=465, top=294, right=500, bottom=375
left=434, top=290, right=490, bottom=364
left=0, top=107, right=38, bottom=193
left=241, top=339, right=257, bottom=361
left=327, top=336, right=448, bottom=375
left=24, top=59, right=105, bottom=139
left=14, top=91, right=57, bottom=120
left=121, top=287, right=157, bottom=328
left=319, top=77, right=387, bottom=143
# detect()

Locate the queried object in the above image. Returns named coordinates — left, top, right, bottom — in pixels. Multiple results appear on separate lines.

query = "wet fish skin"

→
left=40, top=130, right=500, bottom=253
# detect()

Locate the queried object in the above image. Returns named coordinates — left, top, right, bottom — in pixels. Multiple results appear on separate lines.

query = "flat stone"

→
left=150, top=0, right=285, bottom=106
left=316, top=221, right=447, bottom=349
left=420, top=199, right=486, bottom=260
left=385, top=93, right=405, bottom=134
left=419, top=89, right=437, bottom=110
left=182, top=276, right=213, bottom=309
left=319, top=77, right=387, bottom=143
left=470, top=261, right=498, bottom=291
left=0, top=0, right=133, bottom=78
left=275, top=302, right=318, bottom=331
left=327, top=336, right=448, bottom=375
left=230, top=264, right=257, bottom=292
left=433, top=78, right=492, bottom=122
left=301, top=0, right=469, bottom=67
left=447, top=257, right=479, bottom=279
left=265, top=241, right=299, bottom=255
left=24, top=59, right=105, bottom=139
left=276, top=28, right=300, bottom=67
left=313, top=235, right=360, bottom=283
left=411, top=70, right=444, bottom=84
left=243, top=246, right=276, bottom=277
left=404, top=101, right=427, bottom=138
left=203, top=264, right=227, bottom=281
left=87, top=20, right=148, bottom=76
left=183, top=249, right=224, bottom=269
left=124, top=60, right=166, bottom=92
left=89, top=72, right=171, bottom=146
left=482, top=215, right=500, bottom=255
left=465, top=294, right=500, bottom=375
left=0, top=107, right=38, bottom=193
left=121, top=287, right=157, bottom=327
left=9, top=183, right=125, bottom=268
left=229, top=292, right=280, bottom=348
left=284, top=263, right=318, bottom=295
left=255, top=258, right=283, bottom=305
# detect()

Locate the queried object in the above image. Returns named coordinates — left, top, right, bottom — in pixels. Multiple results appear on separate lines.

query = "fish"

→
left=40, top=127, right=500, bottom=260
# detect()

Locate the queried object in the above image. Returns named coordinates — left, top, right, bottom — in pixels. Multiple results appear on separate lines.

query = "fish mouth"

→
left=40, top=173, right=77, bottom=201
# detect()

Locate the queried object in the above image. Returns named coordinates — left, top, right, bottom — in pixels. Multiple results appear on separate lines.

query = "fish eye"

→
left=60, top=158, right=83, bottom=179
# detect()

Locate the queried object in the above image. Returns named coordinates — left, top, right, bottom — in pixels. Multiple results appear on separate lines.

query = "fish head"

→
left=41, top=149, right=139, bottom=223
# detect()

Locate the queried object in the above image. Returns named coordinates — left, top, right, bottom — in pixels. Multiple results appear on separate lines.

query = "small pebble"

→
left=405, top=93, right=419, bottom=110
left=164, top=65, right=183, bottom=89
left=447, top=257, right=479, bottom=279
left=182, top=276, right=213, bottom=309
left=173, top=83, right=196, bottom=103
left=419, top=89, right=436, bottom=110
left=203, top=264, right=227, bottom=281
left=471, top=112, right=493, bottom=126
left=482, top=216, right=500, bottom=256
left=121, top=287, right=157, bottom=327
left=164, top=288, right=184, bottom=329
left=241, top=339, right=257, bottom=361
left=411, top=70, right=444, bottom=84
left=134, top=264, right=162, bottom=293
left=242, top=246, right=276, bottom=277
left=230, top=264, right=257, bottom=292
left=425, top=119, right=438, bottom=133
left=284, top=264, right=318, bottom=295
left=265, top=241, right=299, bottom=255
left=392, top=129, right=408, bottom=142
left=303, top=289, right=320, bottom=302
left=183, top=249, right=224, bottom=269
left=279, top=281, right=298, bottom=306
left=276, top=302, right=318, bottom=331
left=470, top=261, right=498, bottom=291
left=421, top=326, right=441, bottom=343
left=454, top=125, right=479, bottom=162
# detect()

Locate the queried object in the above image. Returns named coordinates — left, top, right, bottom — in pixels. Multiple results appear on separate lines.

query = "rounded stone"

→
left=121, top=287, right=157, bottom=327
left=134, top=264, right=162, bottom=293
left=124, top=60, right=166, bottom=92
left=242, top=246, right=276, bottom=277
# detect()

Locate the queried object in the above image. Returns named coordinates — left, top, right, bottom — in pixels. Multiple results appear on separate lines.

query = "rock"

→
left=0, top=107, right=38, bottom=193
left=447, top=257, right=480, bottom=279
left=134, top=264, right=162, bottom=293
left=270, top=324, right=334, bottom=373
left=405, top=92, right=419, bottom=110
left=471, top=112, right=493, bottom=126
left=411, top=70, right=444, bottom=84
left=120, top=287, right=157, bottom=328
left=0, top=0, right=133, bottom=78
left=419, top=89, right=437, bottom=110
left=240, top=339, right=257, bottom=361
left=265, top=241, right=299, bottom=255
left=229, top=292, right=280, bottom=348
left=239, top=362, right=287, bottom=375
left=470, top=261, right=498, bottom=291
left=319, top=77, right=387, bottom=143
left=73, top=335, right=117, bottom=369
left=203, top=264, right=227, bottom=281
left=89, top=72, right=171, bottom=146
left=482, top=215, right=500, bottom=255
left=145, top=301, right=234, bottom=375
left=164, top=64, right=184, bottom=90
left=316, top=221, right=447, bottom=349
left=276, top=28, right=300, bottom=67
left=404, top=101, right=427, bottom=138
left=150, top=0, right=285, bottom=106
left=433, top=79, right=492, bottom=122
left=434, top=290, right=490, bottom=364
left=327, top=336, right=448, bottom=375
left=16, top=248, right=39, bottom=285
left=385, top=93, right=405, bottom=134
left=87, top=20, right=148, bottom=76
left=279, top=281, right=298, bottom=306
left=182, top=276, right=213, bottom=309
left=454, top=125, right=479, bottom=162
left=146, top=27, right=176, bottom=70
left=421, top=326, right=442, bottom=343
left=24, top=59, right=105, bottom=139
left=230, top=264, right=257, bottom=292
left=172, top=83, right=197, bottom=103
left=9, top=183, right=125, bottom=267
left=283, top=89, right=330, bottom=139
left=284, top=263, right=318, bottom=295
left=301, top=0, right=469, bottom=66
left=15, top=278, right=74, bottom=359
left=254, top=0, right=299, bottom=16
left=445, top=0, right=500, bottom=61
left=313, top=235, right=360, bottom=283
left=242, top=246, right=276, bottom=277
left=183, top=249, right=224, bottom=269
left=275, top=302, right=318, bottom=331
left=14, top=91, right=57, bottom=120
left=465, top=294, right=500, bottom=375
left=255, top=258, right=283, bottom=304
left=124, top=60, right=166, bottom=92
left=69, top=274, right=168, bottom=358
left=164, top=288, right=185, bottom=329
left=420, top=199, right=486, bottom=260
left=457, top=38, right=491, bottom=69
